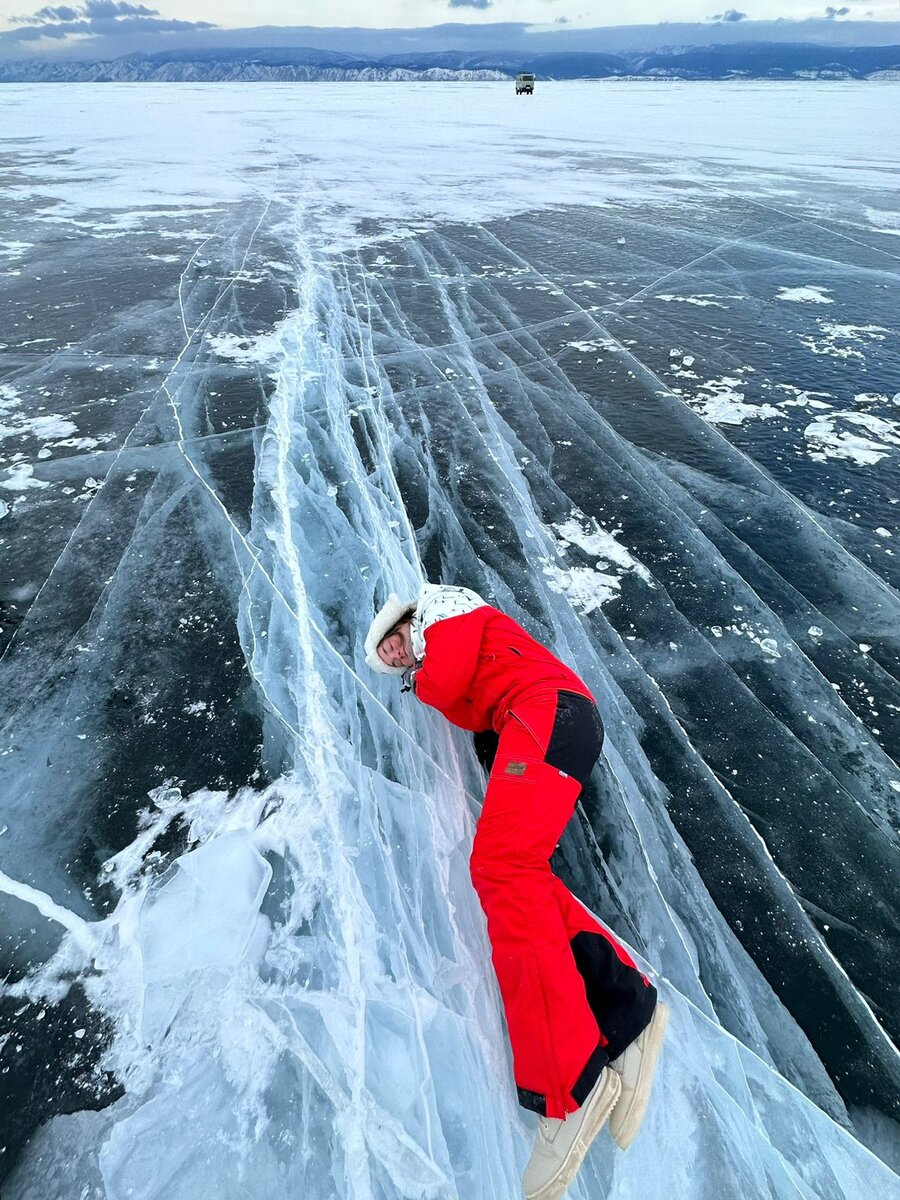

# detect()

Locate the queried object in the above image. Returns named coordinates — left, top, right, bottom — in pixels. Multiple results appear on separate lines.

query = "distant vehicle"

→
left=515, top=73, right=535, bottom=96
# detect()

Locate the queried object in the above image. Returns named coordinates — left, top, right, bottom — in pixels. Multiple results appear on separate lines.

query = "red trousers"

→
left=470, top=691, right=657, bottom=1120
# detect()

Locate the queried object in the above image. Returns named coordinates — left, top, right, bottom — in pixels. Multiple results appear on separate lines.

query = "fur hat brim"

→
left=364, top=594, right=417, bottom=674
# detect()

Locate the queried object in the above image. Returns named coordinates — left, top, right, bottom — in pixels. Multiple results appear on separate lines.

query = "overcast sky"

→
left=1, top=0, right=898, bottom=42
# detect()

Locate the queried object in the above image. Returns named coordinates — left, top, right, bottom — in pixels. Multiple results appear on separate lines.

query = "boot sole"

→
left=610, top=1001, right=669, bottom=1151
left=525, top=1069, right=621, bottom=1200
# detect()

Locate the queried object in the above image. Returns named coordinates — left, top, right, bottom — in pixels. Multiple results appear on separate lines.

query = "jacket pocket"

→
left=490, top=752, right=543, bottom=784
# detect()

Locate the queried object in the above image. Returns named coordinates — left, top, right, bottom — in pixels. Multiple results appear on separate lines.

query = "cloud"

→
left=3, top=1, right=214, bottom=42
left=824, top=5, right=851, bottom=15
left=84, top=1, right=159, bottom=16
left=5, top=21, right=73, bottom=38
left=447, top=0, right=493, bottom=9
left=31, top=5, right=79, bottom=18
left=709, top=8, right=748, bottom=19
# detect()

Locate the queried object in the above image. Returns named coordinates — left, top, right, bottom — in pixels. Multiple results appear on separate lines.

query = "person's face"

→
left=377, top=620, right=415, bottom=669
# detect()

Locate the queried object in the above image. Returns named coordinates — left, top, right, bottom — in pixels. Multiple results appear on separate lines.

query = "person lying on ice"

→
left=365, top=582, right=668, bottom=1200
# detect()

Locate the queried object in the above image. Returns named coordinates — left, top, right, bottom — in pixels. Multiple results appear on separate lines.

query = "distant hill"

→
left=2, top=42, right=899, bottom=83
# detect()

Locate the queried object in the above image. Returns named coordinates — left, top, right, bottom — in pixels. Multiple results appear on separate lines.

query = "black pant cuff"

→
left=516, top=1038, right=611, bottom=1117
left=517, top=1086, right=547, bottom=1117
left=571, top=1040, right=610, bottom=1108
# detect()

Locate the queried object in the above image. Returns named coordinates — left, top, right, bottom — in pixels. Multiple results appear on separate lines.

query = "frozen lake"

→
left=1, top=82, right=899, bottom=1197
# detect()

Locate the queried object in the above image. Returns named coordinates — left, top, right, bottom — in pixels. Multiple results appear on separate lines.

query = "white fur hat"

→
left=364, top=593, right=417, bottom=674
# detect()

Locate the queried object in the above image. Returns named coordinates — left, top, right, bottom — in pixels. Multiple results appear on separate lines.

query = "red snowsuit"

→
left=413, top=589, right=657, bottom=1119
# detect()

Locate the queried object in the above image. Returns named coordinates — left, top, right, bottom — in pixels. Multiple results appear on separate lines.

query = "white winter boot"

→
left=608, top=1001, right=669, bottom=1151
left=522, top=1067, right=621, bottom=1200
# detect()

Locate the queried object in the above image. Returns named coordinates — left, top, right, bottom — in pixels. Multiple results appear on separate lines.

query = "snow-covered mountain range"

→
left=2, top=43, right=900, bottom=83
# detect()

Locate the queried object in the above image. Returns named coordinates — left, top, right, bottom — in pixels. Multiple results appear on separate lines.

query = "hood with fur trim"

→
left=365, top=583, right=487, bottom=675
left=364, top=593, right=418, bottom=674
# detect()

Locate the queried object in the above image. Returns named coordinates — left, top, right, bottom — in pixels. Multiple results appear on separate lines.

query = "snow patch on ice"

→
left=855, top=392, right=895, bottom=407
left=51, top=435, right=111, bottom=451
left=59, top=208, right=225, bottom=236
left=0, top=383, right=21, bottom=408
left=800, top=321, right=890, bottom=361
left=684, top=376, right=780, bottom=426
left=542, top=511, right=652, bottom=613
left=775, top=385, right=833, bottom=410
left=804, top=408, right=900, bottom=466
left=0, top=241, right=31, bottom=259
left=205, top=331, right=283, bottom=367
left=776, top=285, right=833, bottom=304
left=864, top=207, right=900, bottom=236
left=656, top=293, right=733, bottom=308
left=566, top=336, right=617, bottom=354
left=27, top=415, right=79, bottom=441
left=0, top=464, right=48, bottom=491
left=0, top=386, right=82, bottom=445
left=542, top=563, right=622, bottom=611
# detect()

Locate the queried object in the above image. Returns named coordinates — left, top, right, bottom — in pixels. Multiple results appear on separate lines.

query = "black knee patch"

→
left=545, top=692, right=604, bottom=786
